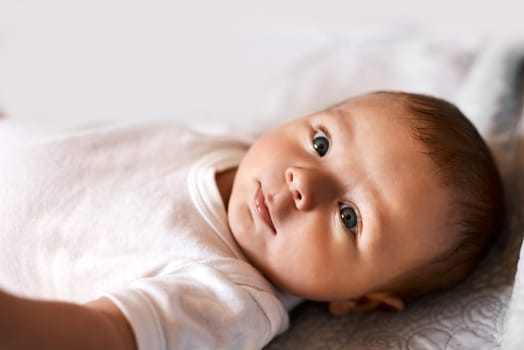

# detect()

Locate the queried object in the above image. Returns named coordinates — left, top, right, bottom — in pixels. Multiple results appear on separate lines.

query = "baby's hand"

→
left=0, top=290, right=136, bottom=350
left=328, top=293, right=405, bottom=316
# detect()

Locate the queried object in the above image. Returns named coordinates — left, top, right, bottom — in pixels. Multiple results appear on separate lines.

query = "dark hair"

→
left=375, top=91, right=505, bottom=300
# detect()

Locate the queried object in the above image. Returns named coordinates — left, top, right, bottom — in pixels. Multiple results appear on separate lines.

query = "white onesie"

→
left=0, top=122, right=300, bottom=350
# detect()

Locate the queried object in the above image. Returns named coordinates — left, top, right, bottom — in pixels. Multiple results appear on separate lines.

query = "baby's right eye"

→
left=340, top=203, right=358, bottom=234
left=312, top=130, right=330, bottom=157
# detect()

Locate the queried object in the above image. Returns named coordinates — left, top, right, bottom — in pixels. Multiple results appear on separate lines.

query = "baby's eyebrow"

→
left=329, top=107, right=351, bottom=122
left=324, top=110, right=354, bottom=142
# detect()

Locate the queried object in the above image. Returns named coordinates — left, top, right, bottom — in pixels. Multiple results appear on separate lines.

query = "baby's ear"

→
left=328, top=292, right=405, bottom=316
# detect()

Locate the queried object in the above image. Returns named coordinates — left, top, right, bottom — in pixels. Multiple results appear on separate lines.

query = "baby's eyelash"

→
left=314, top=126, right=331, bottom=140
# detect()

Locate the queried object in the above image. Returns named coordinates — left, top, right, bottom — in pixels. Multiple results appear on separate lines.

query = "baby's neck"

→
left=215, top=167, right=237, bottom=210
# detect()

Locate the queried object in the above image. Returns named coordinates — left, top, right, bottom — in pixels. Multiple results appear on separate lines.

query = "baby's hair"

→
left=373, top=91, right=505, bottom=301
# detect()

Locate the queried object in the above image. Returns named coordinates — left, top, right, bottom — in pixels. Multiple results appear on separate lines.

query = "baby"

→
left=0, top=91, right=503, bottom=350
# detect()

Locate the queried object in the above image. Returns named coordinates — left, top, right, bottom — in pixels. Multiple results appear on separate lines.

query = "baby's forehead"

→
left=291, top=95, right=443, bottom=200
left=310, top=95, right=410, bottom=134
left=312, top=96, right=415, bottom=142
left=329, top=92, right=408, bottom=113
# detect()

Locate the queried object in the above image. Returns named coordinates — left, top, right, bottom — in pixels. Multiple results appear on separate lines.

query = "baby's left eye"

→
left=312, top=130, right=330, bottom=157
left=340, top=203, right=358, bottom=234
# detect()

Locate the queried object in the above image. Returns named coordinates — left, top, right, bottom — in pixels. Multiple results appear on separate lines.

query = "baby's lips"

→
left=254, top=185, right=276, bottom=233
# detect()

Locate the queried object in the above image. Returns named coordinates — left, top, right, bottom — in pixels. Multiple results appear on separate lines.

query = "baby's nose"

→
left=285, top=166, right=321, bottom=211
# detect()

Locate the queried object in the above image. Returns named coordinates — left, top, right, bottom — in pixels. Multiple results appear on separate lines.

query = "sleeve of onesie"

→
left=100, top=261, right=289, bottom=350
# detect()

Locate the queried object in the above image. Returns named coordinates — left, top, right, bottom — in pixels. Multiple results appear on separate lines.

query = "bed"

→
left=1, top=3, right=523, bottom=349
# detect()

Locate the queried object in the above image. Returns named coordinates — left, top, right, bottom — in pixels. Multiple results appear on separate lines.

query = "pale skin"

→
left=0, top=93, right=454, bottom=349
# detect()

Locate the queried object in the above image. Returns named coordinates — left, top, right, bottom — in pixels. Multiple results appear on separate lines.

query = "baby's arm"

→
left=0, top=289, right=136, bottom=350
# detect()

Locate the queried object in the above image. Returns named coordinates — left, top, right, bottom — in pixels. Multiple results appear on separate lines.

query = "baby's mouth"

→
left=254, top=184, right=276, bottom=234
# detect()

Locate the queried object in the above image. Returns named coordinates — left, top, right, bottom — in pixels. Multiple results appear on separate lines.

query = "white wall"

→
left=0, top=0, right=522, bottom=128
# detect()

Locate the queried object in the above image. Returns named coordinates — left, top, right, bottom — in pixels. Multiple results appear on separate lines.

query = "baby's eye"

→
left=312, top=129, right=329, bottom=157
left=340, top=203, right=358, bottom=233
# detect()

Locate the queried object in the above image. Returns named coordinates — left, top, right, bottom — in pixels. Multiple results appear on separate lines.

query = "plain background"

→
left=0, top=0, right=523, bottom=127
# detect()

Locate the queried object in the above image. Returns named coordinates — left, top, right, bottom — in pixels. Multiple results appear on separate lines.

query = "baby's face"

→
left=227, top=93, right=453, bottom=301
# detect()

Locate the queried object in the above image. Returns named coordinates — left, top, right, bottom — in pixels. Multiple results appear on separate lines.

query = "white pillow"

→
left=456, top=43, right=524, bottom=179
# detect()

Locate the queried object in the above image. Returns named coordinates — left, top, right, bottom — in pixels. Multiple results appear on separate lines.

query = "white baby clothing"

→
left=0, top=122, right=299, bottom=350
